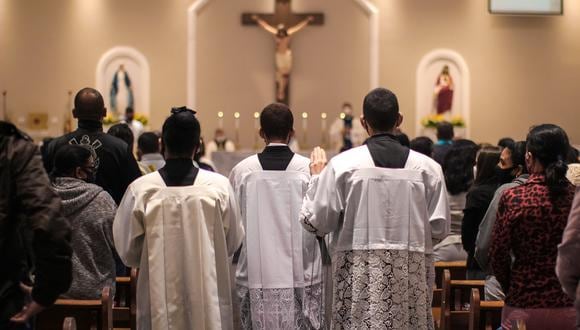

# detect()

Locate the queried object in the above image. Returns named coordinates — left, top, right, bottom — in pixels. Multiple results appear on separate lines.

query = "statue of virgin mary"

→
left=110, top=64, right=134, bottom=118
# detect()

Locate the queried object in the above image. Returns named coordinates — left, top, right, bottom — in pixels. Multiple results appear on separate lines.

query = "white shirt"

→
left=113, top=170, right=244, bottom=330
left=300, top=145, right=449, bottom=255
left=229, top=149, right=321, bottom=288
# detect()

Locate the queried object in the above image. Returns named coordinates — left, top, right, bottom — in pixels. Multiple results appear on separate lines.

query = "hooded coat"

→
left=52, top=177, right=117, bottom=299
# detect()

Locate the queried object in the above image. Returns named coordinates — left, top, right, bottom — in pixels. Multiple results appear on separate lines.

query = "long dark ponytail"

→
left=526, top=124, right=570, bottom=196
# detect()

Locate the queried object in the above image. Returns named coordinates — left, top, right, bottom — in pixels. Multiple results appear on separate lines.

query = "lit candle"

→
left=217, top=111, right=224, bottom=129
left=234, top=112, right=241, bottom=148
left=302, top=112, right=308, bottom=131
left=253, top=112, right=260, bottom=129
left=234, top=112, right=240, bottom=129
left=321, top=112, right=327, bottom=131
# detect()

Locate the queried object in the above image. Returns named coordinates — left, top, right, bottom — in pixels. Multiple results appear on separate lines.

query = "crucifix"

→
left=242, top=0, right=324, bottom=105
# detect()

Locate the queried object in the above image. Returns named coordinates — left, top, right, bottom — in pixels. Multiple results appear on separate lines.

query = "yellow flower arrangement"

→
left=102, top=113, right=149, bottom=127
left=103, top=114, right=119, bottom=126
left=421, top=114, right=465, bottom=128
left=134, top=113, right=149, bottom=126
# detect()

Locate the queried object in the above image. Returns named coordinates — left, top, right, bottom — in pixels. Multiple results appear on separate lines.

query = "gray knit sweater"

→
left=52, top=177, right=117, bottom=299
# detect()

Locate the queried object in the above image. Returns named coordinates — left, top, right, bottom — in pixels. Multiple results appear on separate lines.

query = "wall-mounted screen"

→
left=489, top=0, right=563, bottom=15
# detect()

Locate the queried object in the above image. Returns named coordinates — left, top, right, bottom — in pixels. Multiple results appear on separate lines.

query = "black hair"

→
left=507, top=141, right=528, bottom=174
left=108, top=123, right=134, bottom=151
left=138, top=132, right=160, bottom=155
left=436, top=121, right=454, bottom=141
left=52, top=144, right=93, bottom=179
left=567, top=146, right=579, bottom=164
left=443, top=139, right=478, bottom=195
left=497, top=137, right=515, bottom=150
left=474, top=147, right=501, bottom=185
left=362, top=88, right=399, bottom=132
left=125, top=107, right=134, bottom=114
left=162, top=108, right=201, bottom=156
left=410, top=136, right=434, bottom=157
left=394, top=132, right=410, bottom=148
left=74, top=87, right=105, bottom=120
left=260, top=103, right=294, bottom=141
left=526, top=124, right=570, bottom=196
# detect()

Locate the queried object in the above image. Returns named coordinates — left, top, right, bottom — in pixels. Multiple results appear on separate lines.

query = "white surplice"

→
left=113, top=170, right=244, bottom=330
left=229, top=153, right=324, bottom=329
left=300, top=145, right=449, bottom=329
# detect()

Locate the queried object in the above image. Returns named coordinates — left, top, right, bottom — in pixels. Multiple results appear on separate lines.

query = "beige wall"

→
left=1, top=0, right=579, bottom=147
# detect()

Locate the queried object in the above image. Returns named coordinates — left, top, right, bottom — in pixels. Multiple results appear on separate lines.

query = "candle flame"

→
left=217, top=111, right=224, bottom=118
left=302, top=112, right=308, bottom=119
left=234, top=112, right=240, bottom=119
left=253, top=112, right=260, bottom=119
left=339, top=112, right=346, bottom=120
left=321, top=113, right=327, bottom=119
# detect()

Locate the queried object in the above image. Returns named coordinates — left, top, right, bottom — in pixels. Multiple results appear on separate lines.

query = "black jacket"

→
left=0, top=122, right=72, bottom=322
left=461, top=181, right=500, bottom=272
left=43, top=120, right=141, bottom=204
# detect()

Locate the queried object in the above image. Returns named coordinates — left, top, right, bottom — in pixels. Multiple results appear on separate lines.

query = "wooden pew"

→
left=469, top=289, right=504, bottom=330
left=440, top=270, right=485, bottom=330
left=113, top=268, right=138, bottom=330
left=432, top=260, right=467, bottom=328
left=36, top=286, right=113, bottom=330
left=435, top=260, right=467, bottom=288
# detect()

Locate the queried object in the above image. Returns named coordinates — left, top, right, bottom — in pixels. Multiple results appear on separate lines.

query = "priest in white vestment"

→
left=300, top=88, right=450, bottom=329
left=113, top=107, right=244, bottom=330
left=229, top=103, right=323, bottom=329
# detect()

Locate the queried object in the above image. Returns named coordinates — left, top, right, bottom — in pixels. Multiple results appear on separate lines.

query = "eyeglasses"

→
left=171, top=106, right=197, bottom=115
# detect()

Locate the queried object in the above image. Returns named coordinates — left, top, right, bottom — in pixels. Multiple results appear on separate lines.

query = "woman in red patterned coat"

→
left=490, top=124, right=576, bottom=330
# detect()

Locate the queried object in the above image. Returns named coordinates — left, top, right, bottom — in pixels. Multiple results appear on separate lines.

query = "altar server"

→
left=300, top=88, right=450, bottom=329
left=229, top=103, right=323, bottom=329
left=113, top=107, right=244, bottom=330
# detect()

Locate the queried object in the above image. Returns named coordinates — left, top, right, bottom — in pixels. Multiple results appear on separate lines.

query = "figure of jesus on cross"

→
left=243, top=0, right=324, bottom=105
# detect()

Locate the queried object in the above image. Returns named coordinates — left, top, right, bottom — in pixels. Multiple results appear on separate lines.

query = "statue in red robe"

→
left=434, top=65, right=454, bottom=114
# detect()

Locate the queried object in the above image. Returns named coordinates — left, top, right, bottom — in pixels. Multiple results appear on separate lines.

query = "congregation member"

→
left=113, top=107, right=244, bottom=330
left=433, top=140, right=478, bottom=262
left=557, top=187, right=580, bottom=328
left=43, top=88, right=141, bottom=204
left=0, top=122, right=72, bottom=328
left=475, top=141, right=528, bottom=300
left=107, top=123, right=135, bottom=152
left=433, top=121, right=454, bottom=165
left=410, top=136, right=434, bottom=157
left=137, top=132, right=166, bottom=174
left=50, top=144, right=117, bottom=299
left=229, top=103, right=323, bottom=329
left=490, top=124, right=576, bottom=330
left=206, top=128, right=236, bottom=155
left=299, top=88, right=449, bottom=329
left=461, top=147, right=500, bottom=280
left=497, top=137, right=515, bottom=150
left=566, top=146, right=580, bottom=186
left=123, top=107, right=144, bottom=142
left=194, top=137, right=216, bottom=171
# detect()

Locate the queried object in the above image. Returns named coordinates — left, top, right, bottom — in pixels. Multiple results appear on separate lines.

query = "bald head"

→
left=73, top=88, right=106, bottom=121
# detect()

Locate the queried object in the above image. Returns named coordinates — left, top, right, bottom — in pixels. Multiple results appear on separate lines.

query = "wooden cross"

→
left=242, top=0, right=324, bottom=104
left=242, top=0, right=324, bottom=28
